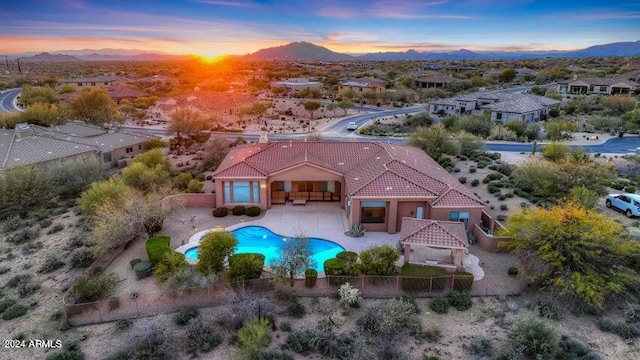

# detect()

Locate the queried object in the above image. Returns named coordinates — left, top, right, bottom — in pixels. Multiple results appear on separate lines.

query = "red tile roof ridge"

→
left=400, top=218, right=469, bottom=248
left=431, top=186, right=484, bottom=207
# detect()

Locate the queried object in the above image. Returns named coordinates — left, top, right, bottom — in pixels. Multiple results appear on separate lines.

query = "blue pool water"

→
left=184, top=226, right=345, bottom=272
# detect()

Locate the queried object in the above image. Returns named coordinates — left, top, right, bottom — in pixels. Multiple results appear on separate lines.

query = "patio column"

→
left=453, top=249, right=463, bottom=271
left=403, top=243, right=411, bottom=264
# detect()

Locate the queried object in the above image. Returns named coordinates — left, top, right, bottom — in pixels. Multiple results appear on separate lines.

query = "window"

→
left=91, top=82, right=96, bottom=86
left=104, top=82, right=109, bottom=85
left=78, top=83, right=83, bottom=87
left=600, top=86, right=607, bottom=92
left=496, top=113, right=502, bottom=120
left=361, top=201, right=387, bottom=224
left=138, top=145, right=142, bottom=150
left=223, top=181, right=260, bottom=203
left=449, top=211, right=470, bottom=228
left=125, top=147, right=133, bottom=153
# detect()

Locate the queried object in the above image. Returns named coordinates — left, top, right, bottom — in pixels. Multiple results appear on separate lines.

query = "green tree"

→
left=196, top=230, right=237, bottom=274
left=303, top=100, right=321, bottom=119
left=545, top=120, right=577, bottom=140
left=19, top=86, right=59, bottom=106
left=504, top=120, right=528, bottom=138
left=168, top=107, right=210, bottom=139
left=408, top=124, right=460, bottom=159
left=457, top=115, right=493, bottom=138
left=541, top=142, right=571, bottom=161
left=500, top=203, right=639, bottom=312
left=79, top=179, right=130, bottom=215
left=587, top=115, right=622, bottom=132
left=566, top=185, right=599, bottom=209
left=498, top=68, right=517, bottom=82
left=337, top=99, right=354, bottom=116
left=121, top=149, right=171, bottom=191
left=601, top=96, right=637, bottom=115
left=503, top=316, right=558, bottom=359
left=453, top=131, right=485, bottom=156
left=233, top=317, right=272, bottom=360
left=154, top=251, right=188, bottom=283
left=68, top=87, right=122, bottom=125
left=12, top=103, right=68, bottom=126
left=358, top=245, right=399, bottom=276
left=239, top=102, right=269, bottom=121
left=622, top=109, right=640, bottom=132
left=341, top=89, right=357, bottom=101
left=272, top=236, right=312, bottom=286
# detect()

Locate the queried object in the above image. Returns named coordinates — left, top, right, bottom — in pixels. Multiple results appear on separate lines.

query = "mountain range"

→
left=9, top=40, right=640, bottom=62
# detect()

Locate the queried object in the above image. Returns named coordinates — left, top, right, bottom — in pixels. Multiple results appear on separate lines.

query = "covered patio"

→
left=400, top=218, right=484, bottom=279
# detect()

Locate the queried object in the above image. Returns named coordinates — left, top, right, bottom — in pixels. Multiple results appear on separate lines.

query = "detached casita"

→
left=212, top=141, right=485, bottom=234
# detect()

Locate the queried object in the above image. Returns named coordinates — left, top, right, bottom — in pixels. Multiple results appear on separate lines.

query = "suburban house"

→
left=148, top=91, right=258, bottom=122
left=212, top=141, right=485, bottom=235
left=270, top=78, right=323, bottom=91
left=422, top=65, right=478, bottom=73
left=136, top=75, right=178, bottom=88
left=0, top=122, right=155, bottom=170
left=414, top=74, right=461, bottom=89
left=338, top=78, right=386, bottom=95
left=557, top=77, right=638, bottom=95
left=108, top=84, right=148, bottom=105
left=63, top=76, right=116, bottom=89
left=428, top=92, right=560, bottom=123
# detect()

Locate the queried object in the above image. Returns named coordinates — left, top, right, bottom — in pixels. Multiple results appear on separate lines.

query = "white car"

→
left=606, top=193, right=640, bottom=218
left=347, top=121, right=358, bottom=131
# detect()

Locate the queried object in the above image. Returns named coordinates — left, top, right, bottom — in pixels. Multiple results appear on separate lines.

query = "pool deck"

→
left=176, top=202, right=402, bottom=264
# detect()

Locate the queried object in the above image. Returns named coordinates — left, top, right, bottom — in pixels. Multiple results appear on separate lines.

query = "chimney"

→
left=14, top=123, right=35, bottom=139
left=258, top=133, right=268, bottom=143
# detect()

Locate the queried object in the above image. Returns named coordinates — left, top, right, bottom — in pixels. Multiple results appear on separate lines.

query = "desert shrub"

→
left=399, top=295, right=419, bottom=313
left=624, top=185, right=636, bottom=193
left=38, top=254, right=66, bottom=273
left=285, top=320, right=373, bottom=359
left=477, top=161, right=487, bottom=168
left=5, top=274, right=31, bottom=288
left=154, top=251, right=188, bottom=283
left=164, top=267, right=219, bottom=295
left=1, top=215, right=25, bottom=233
left=338, top=282, right=362, bottom=308
left=185, top=317, right=222, bottom=355
left=258, top=350, right=294, bottom=360
left=228, top=253, right=265, bottom=282
left=557, top=335, right=601, bottom=360
left=232, top=205, right=246, bottom=216
left=508, top=267, right=519, bottom=276
left=458, top=176, right=467, bottom=184
left=145, top=236, right=171, bottom=265
left=336, top=251, right=358, bottom=262
left=610, top=182, right=625, bottom=190
left=6, top=228, right=39, bottom=244
left=0, top=266, right=9, bottom=275
left=196, top=230, right=237, bottom=274
left=597, top=318, right=639, bottom=340
left=1, top=303, right=28, bottom=320
left=174, top=306, right=199, bottom=326
left=285, top=329, right=314, bottom=353
left=234, top=317, right=272, bottom=360
left=504, top=316, right=558, bottom=359
left=0, top=297, right=16, bottom=313
left=67, top=273, right=118, bottom=304
left=429, top=297, right=450, bottom=314
left=453, top=167, right=460, bottom=173
left=489, top=162, right=516, bottom=176
left=212, top=207, right=229, bottom=217
left=469, top=165, right=477, bottom=173
left=400, top=264, right=447, bottom=292
left=452, top=271, right=474, bottom=291
left=357, top=298, right=421, bottom=336
left=69, top=248, right=96, bottom=268
left=286, top=302, right=306, bottom=318
left=186, top=179, right=203, bottom=193
left=471, top=179, right=479, bottom=187
left=45, top=350, right=85, bottom=360
left=437, top=155, right=453, bottom=169
left=40, top=218, right=53, bottom=228
left=115, top=319, right=133, bottom=331
left=246, top=206, right=261, bottom=217
left=47, top=223, right=65, bottom=234
left=468, top=337, right=492, bottom=358
left=280, top=322, right=292, bottom=332
left=304, top=268, right=317, bottom=287
left=133, top=261, right=153, bottom=280
left=21, top=240, right=44, bottom=255
left=500, top=204, right=508, bottom=211
left=447, top=291, right=472, bottom=311
left=359, top=245, right=399, bottom=276
left=484, top=172, right=504, bottom=182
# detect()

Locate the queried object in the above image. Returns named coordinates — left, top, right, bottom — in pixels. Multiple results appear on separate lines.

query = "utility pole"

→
left=4, top=56, right=8, bottom=72
left=17, top=57, right=21, bottom=73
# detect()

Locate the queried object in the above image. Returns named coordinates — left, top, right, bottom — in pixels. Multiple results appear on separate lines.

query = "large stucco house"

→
left=556, top=77, right=638, bottom=95
left=212, top=141, right=485, bottom=234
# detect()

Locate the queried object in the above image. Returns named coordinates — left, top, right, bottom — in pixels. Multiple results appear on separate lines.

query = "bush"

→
left=69, top=248, right=96, bottom=269
left=5, top=274, right=31, bottom=288
left=557, top=335, right=601, bottom=360
left=624, top=185, right=636, bottom=193
left=287, top=302, right=306, bottom=318
left=145, top=236, right=171, bottom=265
left=133, top=260, right=153, bottom=280
left=336, top=251, right=358, bottom=262
left=610, top=182, right=625, bottom=190
left=186, top=179, right=203, bottom=193
left=280, top=322, right=292, bottom=332
left=477, top=161, right=487, bottom=169
left=45, top=350, right=85, bottom=360
left=196, top=230, right=237, bottom=274
left=154, top=251, right=188, bottom=283
left=232, top=205, right=246, bottom=216
left=246, top=206, right=261, bottom=217
left=212, top=207, right=228, bottom=217
left=505, top=316, right=558, bottom=359
left=429, top=297, right=449, bottom=314
left=357, top=298, right=421, bottom=336
left=304, top=268, right=317, bottom=287
left=0, top=297, right=16, bottom=313
left=228, top=253, right=265, bottom=282
left=597, top=318, right=639, bottom=340
left=452, top=271, right=474, bottom=291
left=359, top=245, right=399, bottom=276
left=185, top=317, right=222, bottom=354
left=323, top=258, right=345, bottom=278
left=508, top=267, right=519, bottom=276
left=400, top=264, right=447, bottom=292
left=458, top=176, right=467, bottom=184
left=338, top=282, right=362, bottom=308
left=174, top=306, right=199, bottom=326
left=468, top=338, right=493, bottom=358
left=258, top=350, right=294, bottom=360
left=447, top=291, right=472, bottom=311
left=40, top=218, right=53, bottom=228
left=38, top=254, right=65, bottom=273
left=115, top=319, right=132, bottom=331
left=47, top=223, right=65, bottom=234
left=234, top=317, right=272, bottom=360
left=6, top=228, right=39, bottom=244
left=2, top=303, right=28, bottom=320
left=469, top=166, right=476, bottom=173
left=67, top=273, right=118, bottom=304
left=471, top=179, right=479, bottom=187
left=500, top=204, right=508, bottom=211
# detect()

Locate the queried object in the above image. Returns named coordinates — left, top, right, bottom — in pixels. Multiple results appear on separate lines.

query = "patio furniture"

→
left=323, top=192, right=332, bottom=201
left=271, top=191, right=286, bottom=204
left=292, top=199, right=307, bottom=206
left=309, top=191, right=323, bottom=201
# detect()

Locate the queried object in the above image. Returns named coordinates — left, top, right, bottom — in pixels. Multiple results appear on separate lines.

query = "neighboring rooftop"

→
left=400, top=218, right=469, bottom=249
left=340, top=78, right=385, bottom=88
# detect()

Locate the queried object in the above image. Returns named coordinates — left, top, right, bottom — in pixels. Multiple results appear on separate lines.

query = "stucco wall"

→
left=429, top=207, right=483, bottom=233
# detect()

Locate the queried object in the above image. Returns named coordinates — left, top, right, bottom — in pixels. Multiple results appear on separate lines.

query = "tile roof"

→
left=340, top=78, right=385, bottom=88
left=482, top=94, right=560, bottom=114
left=108, top=85, right=147, bottom=99
left=400, top=218, right=469, bottom=249
left=568, top=77, right=638, bottom=87
left=157, top=91, right=257, bottom=113
left=64, top=76, right=116, bottom=83
left=430, top=187, right=485, bottom=207
left=213, top=141, right=483, bottom=204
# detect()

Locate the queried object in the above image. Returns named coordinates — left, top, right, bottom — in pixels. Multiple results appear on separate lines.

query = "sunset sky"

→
left=1, top=0, right=639, bottom=57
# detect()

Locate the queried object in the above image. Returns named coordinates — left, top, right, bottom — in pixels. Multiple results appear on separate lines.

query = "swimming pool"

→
left=184, top=226, right=345, bottom=272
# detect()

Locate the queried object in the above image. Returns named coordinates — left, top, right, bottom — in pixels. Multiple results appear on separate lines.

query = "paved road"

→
left=321, top=106, right=425, bottom=136
left=0, top=88, right=22, bottom=112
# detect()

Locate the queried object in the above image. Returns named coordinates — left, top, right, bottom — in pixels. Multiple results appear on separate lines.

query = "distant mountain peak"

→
left=243, top=41, right=354, bottom=61
left=23, top=52, right=82, bottom=62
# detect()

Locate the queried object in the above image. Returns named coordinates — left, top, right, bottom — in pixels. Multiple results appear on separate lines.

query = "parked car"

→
left=347, top=121, right=358, bottom=131
left=605, top=193, right=640, bottom=218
